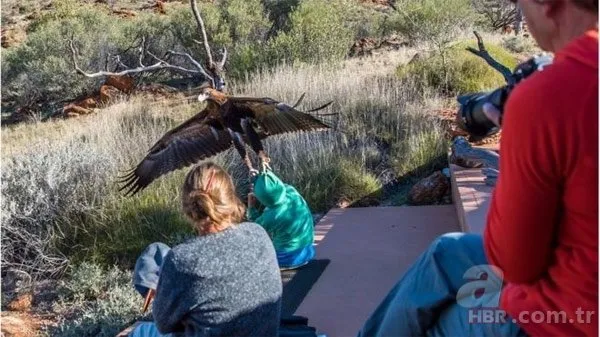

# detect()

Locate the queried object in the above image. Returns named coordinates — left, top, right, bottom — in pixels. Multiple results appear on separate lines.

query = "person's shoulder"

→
left=236, top=222, right=271, bottom=240
left=507, top=57, right=585, bottom=116
left=167, top=237, right=203, bottom=263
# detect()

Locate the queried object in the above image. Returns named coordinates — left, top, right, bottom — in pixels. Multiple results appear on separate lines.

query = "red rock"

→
left=99, top=84, right=122, bottom=103
left=408, top=171, right=450, bottom=205
left=105, top=75, right=135, bottom=93
left=6, top=292, right=32, bottom=312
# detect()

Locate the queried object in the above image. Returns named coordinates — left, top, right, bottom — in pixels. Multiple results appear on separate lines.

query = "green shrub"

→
left=51, top=263, right=141, bottom=337
left=266, top=0, right=354, bottom=65
left=59, top=262, right=108, bottom=302
left=63, top=179, right=194, bottom=267
left=1, top=0, right=187, bottom=112
left=288, top=155, right=382, bottom=212
left=2, top=0, right=272, bottom=112
left=501, top=35, right=541, bottom=55
left=384, top=0, right=476, bottom=47
left=391, top=123, right=448, bottom=177
left=2, top=2, right=119, bottom=109
left=222, top=0, right=269, bottom=44
left=344, top=2, right=389, bottom=40
left=396, top=41, right=517, bottom=94
left=227, top=43, right=267, bottom=79
left=262, top=0, right=300, bottom=33
left=164, top=1, right=232, bottom=59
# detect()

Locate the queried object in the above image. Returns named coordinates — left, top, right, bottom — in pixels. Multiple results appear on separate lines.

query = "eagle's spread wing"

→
left=118, top=101, right=233, bottom=196
left=229, top=96, right=332, bottom=137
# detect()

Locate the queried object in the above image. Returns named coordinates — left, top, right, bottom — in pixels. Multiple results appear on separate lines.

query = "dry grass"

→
left=1, top=46, right=449, bottom=278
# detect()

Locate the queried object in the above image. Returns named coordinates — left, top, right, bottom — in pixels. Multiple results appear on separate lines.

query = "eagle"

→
left=118, top=86, right=333, bottom=196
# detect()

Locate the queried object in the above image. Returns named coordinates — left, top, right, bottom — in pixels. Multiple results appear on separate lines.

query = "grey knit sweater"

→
left=152, top=222, right=282, bottom=337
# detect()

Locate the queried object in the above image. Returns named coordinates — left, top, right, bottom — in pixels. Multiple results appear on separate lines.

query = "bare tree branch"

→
left=218, top=47, right=227, bottom=69
left=190, top=0, right=214, bottom=67
left=68, top=39, right=200, bottom=78
left=68, top=0, right=227, bottom=90
left=139, top=36, right=146, bottom=67
left=472, top=0, right=517, bottom=31
left=112, top=55, right=130, bottom=70
left=465, top=31, right=514, bottom=84
left=166, top=50, right=213, bottom=79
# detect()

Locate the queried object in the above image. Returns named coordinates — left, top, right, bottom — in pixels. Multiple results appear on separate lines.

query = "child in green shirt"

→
left=247, top=169, right=315, bottom=270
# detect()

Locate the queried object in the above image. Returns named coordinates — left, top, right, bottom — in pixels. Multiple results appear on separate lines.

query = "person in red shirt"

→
left=358, top=1, right=597, bottom=336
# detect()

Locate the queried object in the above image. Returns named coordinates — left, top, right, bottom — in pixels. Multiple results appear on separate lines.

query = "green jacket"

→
left=247, top=169, right=314, bottom=253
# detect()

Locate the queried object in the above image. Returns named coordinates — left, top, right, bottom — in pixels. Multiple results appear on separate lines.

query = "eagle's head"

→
left=197, top=87, right=228, bottom=105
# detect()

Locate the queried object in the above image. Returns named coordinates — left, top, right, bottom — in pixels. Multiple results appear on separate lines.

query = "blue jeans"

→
left=357, top=232, right=527, bottom=337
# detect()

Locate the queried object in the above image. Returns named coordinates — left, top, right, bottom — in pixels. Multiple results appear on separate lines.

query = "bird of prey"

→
left=118, top=86, right=333, bottom=196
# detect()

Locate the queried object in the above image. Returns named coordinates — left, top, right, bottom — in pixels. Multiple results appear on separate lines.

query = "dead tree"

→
left=466, top=31, right=514, bottom=84
left=513, top=7, right=524, bottom=36
left=472, top=0, right=518, bottom=32
left=68, top=0, right=228, bottom=92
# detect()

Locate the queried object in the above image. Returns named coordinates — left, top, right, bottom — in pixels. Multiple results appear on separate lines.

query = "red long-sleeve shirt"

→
left=484, top=29, right=598, bottom=337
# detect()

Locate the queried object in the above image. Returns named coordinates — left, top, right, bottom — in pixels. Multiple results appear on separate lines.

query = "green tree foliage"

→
left=386, top=0, right=477, bottom=48
left=2, top=0, right=361, bottom=112
left=266, top=0, right=354, bottom=65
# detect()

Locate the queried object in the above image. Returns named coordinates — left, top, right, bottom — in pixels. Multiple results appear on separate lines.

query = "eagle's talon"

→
left=249, top=168, right=259, bottom=177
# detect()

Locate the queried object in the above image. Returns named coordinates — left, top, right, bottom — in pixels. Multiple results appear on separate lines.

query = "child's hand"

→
left=248, top=193, right=257, bottom=208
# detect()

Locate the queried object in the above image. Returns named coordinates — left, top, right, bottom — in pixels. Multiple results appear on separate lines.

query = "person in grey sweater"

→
left=132, top=162, right=282, bottom=337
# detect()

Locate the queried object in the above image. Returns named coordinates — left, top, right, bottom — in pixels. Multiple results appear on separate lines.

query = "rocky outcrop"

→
left=61, top=75, right=134, bottom=118
left=59, top=76, right=185, bottom=119
left=105, top=74, right=135, bottom=93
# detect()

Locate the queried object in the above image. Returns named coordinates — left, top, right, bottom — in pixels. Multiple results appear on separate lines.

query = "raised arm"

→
left=483, top=76, right=562, bottom=284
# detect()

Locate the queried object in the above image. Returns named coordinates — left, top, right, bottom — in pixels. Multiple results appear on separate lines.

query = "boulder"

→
left=99, top=84, right=123, bottom=103
left=449, top=136, right=499, bottom=170
left=63, top=97, right=97, bottom=117
left=408, top=171, right=450, bottom=205
left=105, top=75, right=135, bottom=93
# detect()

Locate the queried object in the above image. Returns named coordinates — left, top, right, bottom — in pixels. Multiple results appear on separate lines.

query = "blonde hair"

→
left=181, top=162, right=246, bottom=234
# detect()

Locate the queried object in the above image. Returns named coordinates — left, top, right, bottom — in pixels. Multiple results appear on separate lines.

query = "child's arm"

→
left=246, top=193, right=262, bottom=221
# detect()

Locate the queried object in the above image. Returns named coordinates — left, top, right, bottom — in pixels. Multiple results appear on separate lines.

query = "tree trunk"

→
left=513, top=7, right=523, bottom=36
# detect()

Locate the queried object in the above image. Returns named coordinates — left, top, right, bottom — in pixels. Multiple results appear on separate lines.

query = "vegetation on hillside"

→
left=397, top=40, right=518, bottom=94
left=1, top=0, right=537, bottom=334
